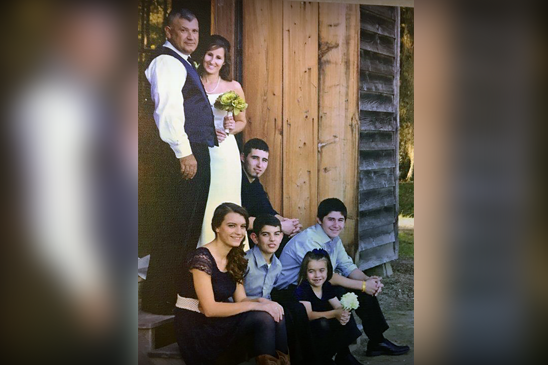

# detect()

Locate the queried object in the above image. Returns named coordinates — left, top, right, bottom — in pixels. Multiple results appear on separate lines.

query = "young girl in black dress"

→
left=175, top=203, right=289, bottom=365
left=295, top=249, right=363, bottom=365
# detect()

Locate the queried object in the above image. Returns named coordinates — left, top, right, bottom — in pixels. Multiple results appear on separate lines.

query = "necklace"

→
left=201, top=76, right=221, bottom=94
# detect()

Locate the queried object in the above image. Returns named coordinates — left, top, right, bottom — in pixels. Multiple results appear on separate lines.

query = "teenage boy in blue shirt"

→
left=244, top=214, right=284, bottom=299
left=243, top=214, right=312, bottom=365
left=274, top=198, right=410, bottom=359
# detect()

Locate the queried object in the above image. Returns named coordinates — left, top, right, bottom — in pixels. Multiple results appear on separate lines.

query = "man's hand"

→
left=365, top=277, right=384, bottom=296
left=216, top=129, right=227, bottom=143
left=290, top=219, right=303, bottom=236
left=279, top=217, right=302, bottom=237
left=180, top=154, right=197, bottom=180
left=280, top=218, right=296, bottom=236
left=368, top=276, right=384, bottom=296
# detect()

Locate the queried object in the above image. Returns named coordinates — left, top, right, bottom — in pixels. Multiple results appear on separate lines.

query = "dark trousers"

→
left=331, top=286, right=389, bottom=342
left=272, top=284, right=389, bottom=364
left=141, top=143, right=211, bottom=314
left=271, top=287, right=316, bottom=365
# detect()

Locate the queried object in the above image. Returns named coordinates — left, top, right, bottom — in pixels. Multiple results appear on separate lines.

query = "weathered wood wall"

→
left=358, top=5, right=400, bottom=270
left=242, top=0, right=360, bottom=254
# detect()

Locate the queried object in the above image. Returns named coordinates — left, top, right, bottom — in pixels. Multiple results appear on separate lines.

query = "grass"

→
left=399, top=181, right=414, bottom=218
left=398, top=230, right=414, bottom=259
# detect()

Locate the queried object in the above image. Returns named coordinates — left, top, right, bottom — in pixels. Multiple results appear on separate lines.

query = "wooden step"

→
left=139, top=310, right=176, bottom=353
left=149, top=342, right=256, bottom=365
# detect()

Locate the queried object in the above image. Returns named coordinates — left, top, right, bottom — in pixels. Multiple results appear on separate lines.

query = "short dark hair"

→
left=166, top=8, right=196, bottom=27
left=253, top=214, right=281, bottom=235
left=198, top=35, right=232, bottom=81
left=243, top=138, right=269, bottom=157
left=298, top=249, right=334, bottom=285
left=317, top=198, right=347, bottom=220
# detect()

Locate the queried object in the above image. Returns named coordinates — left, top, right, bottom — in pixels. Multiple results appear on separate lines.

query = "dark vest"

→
left=152, top=46, right=217, bottom=147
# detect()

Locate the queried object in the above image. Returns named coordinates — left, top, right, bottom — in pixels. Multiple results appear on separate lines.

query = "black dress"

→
left=174, top=247, right=249, bottom=365
left=295, top=281, right=362, bottom=362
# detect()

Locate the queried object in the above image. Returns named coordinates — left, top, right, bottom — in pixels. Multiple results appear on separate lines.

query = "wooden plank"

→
left=359, top=150, right=395, bottom=170
left=211, top=0, right=236, bottom=78
left=360, top=49, right=395, bottom=75
left=359, top=205, right=396, bottom=231
left=283, top=1, right=319, bottom=228
left=360, top=29, right=396, bottom=57
left=358, top=242, right=397, bottom=271
left=242, top=0, right=284, bottom=212
left=359, top=110, right=396, bottom=131
left=393, top=7, right=401, bottom=256
left=359, top=187, right=396, bottom=211
left=360, top=71, right=394, bottom=93
left=360, top=91, right=395, bottom=112
left=359, top=168, right=395, bottom=191
left=358, top=223, right=395, bottom=251
left=360, top=8, right=396, bottom=38
left=359, top=131, right=394, bottom=150
left=361, top=5, right=396, bottom=20
left=318, top=2, right=360, bottom=258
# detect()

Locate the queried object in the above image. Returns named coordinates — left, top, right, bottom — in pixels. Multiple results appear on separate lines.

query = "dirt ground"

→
left=352, top=237, right=415, bottom=364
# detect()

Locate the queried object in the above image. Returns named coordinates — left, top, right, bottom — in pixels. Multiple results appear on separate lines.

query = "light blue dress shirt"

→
left=276, top=224, right=358, bottom=290
left=244, top=245, right=282, bottom=299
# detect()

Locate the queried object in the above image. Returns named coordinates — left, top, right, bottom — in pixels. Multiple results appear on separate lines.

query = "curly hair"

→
left=198, top=34, right=232, bottom=81
left=211, top=203, right=249, bottom=283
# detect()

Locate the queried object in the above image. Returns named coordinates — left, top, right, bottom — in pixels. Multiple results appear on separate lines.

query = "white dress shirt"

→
left=145, top=40, right=195, bottom=159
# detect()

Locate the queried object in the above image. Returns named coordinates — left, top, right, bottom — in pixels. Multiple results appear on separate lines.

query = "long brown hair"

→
left=198, top=34, right=232, bottom=81
left=211, top=203, right=248, bottom=283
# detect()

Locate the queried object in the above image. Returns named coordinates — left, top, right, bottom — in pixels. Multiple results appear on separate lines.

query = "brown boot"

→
left=276, top=350, right=290, bottom=365
left=255, top=354, right=278, bottom=365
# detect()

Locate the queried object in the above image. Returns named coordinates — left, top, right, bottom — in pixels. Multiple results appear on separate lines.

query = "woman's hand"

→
left=223, top=115, right=235, bottom=132
left=257, top=301, right=284, bottom=322
left=216, top=129, right=227, bottom=143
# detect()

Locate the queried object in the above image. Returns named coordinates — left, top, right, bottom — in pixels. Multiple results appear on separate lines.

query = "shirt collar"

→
left=312, top=223, right=339, bottom=247
left=252, top=245, right=276, bottom=269
left=242, top=167, right=259, bottom=184
left=163, top=41, right=190, bottom=61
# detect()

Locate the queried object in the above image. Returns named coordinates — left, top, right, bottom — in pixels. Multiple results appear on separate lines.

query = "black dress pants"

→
left=271, top=286, right=316, bottom=365
left=331, top=285, right=389, bottom=342
left=141, top=143, right=211, bottom=315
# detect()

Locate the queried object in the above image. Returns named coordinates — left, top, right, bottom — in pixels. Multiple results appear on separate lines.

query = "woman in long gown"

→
left=197, top=35, right=247, bottom=248
left=175, top=203, right=289, bottom=365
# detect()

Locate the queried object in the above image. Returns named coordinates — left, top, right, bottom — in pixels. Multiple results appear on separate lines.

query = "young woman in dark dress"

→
left=295, top=249, right=363, bottom=365
left=175, top=203, right=290, bottom=365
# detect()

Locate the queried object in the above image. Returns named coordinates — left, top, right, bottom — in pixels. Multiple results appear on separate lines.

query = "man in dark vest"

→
left=142, top=8, right=217, bottom=314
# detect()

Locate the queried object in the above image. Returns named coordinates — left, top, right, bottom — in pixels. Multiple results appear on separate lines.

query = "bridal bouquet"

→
left=214, top=90, right=248, bottom=134
left=340, top=292, right=360, bottom=311
left=214, top=90, right=248, bottom=116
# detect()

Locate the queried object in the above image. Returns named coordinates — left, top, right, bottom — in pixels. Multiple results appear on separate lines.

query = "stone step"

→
left=149, top=342, right=184, bottom=365
left=149, top=342, right=256, bottom=365
left=139, top=310, right=176, bottom=353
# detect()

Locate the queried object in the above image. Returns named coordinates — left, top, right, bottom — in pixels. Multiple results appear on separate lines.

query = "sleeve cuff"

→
left=171, top=140, right=193, bottom=159
left=342, top=264, right=359, bottom=277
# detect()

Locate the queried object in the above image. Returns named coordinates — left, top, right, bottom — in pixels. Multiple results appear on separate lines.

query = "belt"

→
left=176, top=295, right=202, bottom=313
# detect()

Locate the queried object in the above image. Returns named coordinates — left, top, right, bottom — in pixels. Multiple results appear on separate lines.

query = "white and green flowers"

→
left=214, top=90, right=248, bottom=116
left=340, top=292, right=360, bottom=311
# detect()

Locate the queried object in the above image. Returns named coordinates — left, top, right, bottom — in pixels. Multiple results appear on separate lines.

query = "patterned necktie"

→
left=187, top=56, right=196, bottom=69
